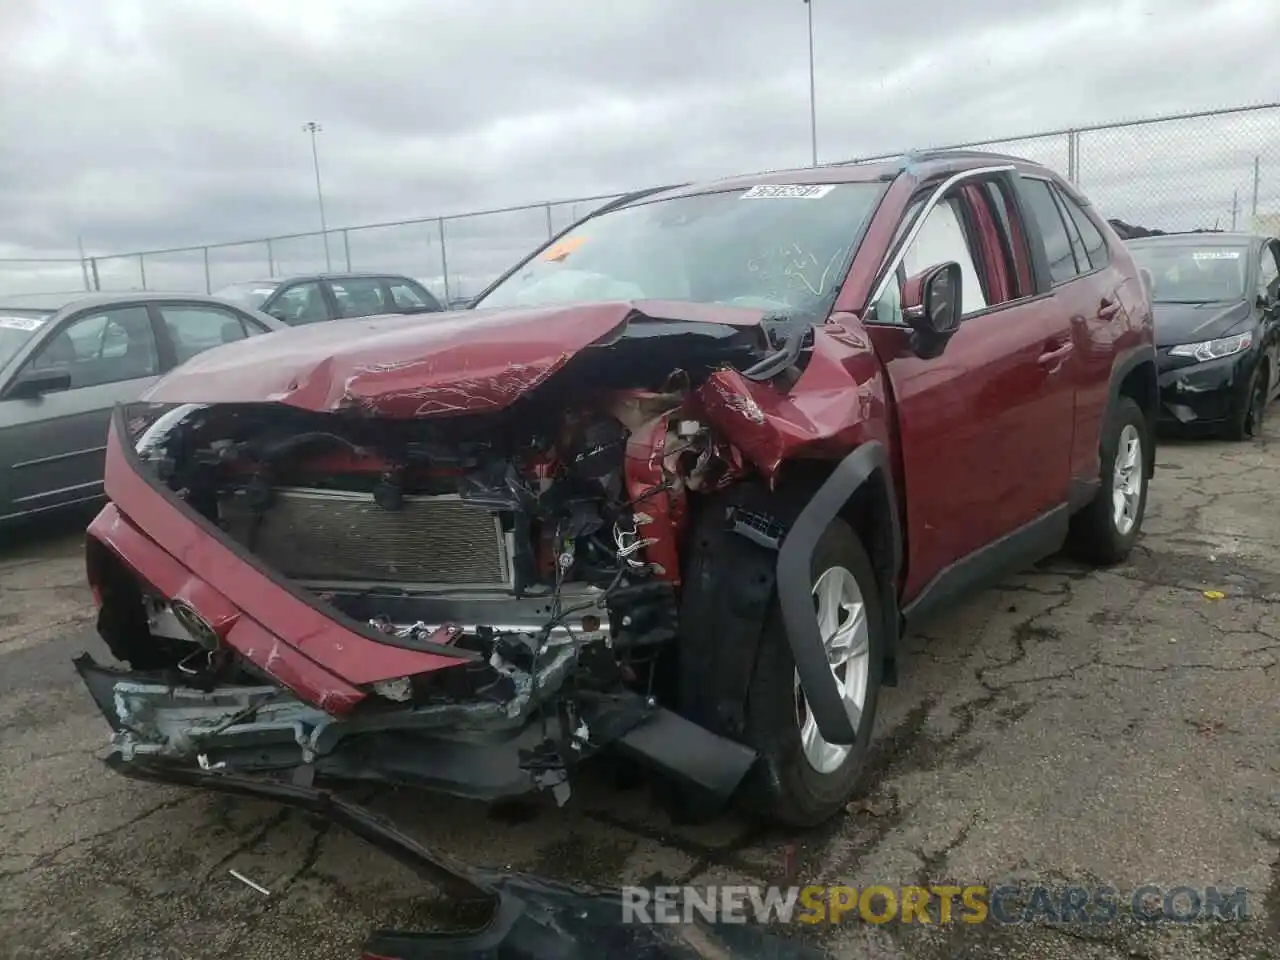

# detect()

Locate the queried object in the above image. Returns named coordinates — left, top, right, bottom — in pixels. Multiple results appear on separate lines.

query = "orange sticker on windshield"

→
left=543, top=235, right=586, bottom=262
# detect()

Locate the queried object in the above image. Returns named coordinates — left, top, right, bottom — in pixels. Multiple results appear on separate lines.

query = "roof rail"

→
left=905, top=147, right=1035, bottom=166
left=828, top=147, right=1036, bottom=174
left=592, top=183, right=688, bottom=216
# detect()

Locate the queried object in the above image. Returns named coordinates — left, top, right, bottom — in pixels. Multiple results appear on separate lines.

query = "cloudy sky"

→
left=3, top=0, right=1279, bottom=299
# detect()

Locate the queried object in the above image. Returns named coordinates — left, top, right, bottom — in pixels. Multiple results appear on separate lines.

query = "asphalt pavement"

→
left=1, top=430, right=1278, bottom=959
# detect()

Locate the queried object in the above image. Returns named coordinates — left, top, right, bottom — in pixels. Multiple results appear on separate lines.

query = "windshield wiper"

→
left=742, top=314, right=810, bottom=382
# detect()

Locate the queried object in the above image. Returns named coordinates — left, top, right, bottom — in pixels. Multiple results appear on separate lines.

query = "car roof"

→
left=257, top=272, right=422, bottom=284
left=611, top=150, right=1059, bottom=208
left=1126, top=232, right=1264, bottom=247
left=0, top=291, right=289, bottom=328
left=0, top=305, right=57, bottom=316
left=44, top=291, right=286, bottom=313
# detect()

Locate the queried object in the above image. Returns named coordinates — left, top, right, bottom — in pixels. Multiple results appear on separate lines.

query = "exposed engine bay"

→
left=132, top=376, right=745, bottom=677
left=87, top=323, right=789, bottom=806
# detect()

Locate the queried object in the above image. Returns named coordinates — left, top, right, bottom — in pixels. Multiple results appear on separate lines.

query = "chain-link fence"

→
left=5, top=102, right=1278, bottom=305
left=0, top=258, right=93, bottom=306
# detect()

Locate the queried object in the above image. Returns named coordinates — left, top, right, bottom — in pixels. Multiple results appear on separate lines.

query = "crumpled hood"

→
left=141, top=300, right=768, bottom=418
left=1153, top=299, right=1252, bottom=347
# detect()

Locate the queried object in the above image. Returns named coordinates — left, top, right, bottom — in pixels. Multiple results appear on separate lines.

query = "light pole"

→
left=804, top=0, right=817, bottom=166
left=302, top=121, right=332, bottom=270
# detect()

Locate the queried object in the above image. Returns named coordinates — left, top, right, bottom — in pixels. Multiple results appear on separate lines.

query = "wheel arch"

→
left=1111, top=349, right=1158, bottom=475
left=774, top=444, right=904, bottom=711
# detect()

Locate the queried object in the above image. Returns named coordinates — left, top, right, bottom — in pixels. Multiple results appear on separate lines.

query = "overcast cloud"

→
left=2, top=0, right=1278, bottom=299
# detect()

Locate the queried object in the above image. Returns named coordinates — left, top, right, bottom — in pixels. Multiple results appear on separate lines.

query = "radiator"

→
left=221, top=487, right=512, bottom=587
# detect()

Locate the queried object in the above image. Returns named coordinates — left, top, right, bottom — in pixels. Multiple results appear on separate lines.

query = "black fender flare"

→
left=776, top=441, right=902, bottom=747
left=1107, top=346, right=1158, bottom=473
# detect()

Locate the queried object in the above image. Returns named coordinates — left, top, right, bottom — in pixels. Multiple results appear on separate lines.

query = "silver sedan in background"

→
left=0, top=292, right=284, bottom=524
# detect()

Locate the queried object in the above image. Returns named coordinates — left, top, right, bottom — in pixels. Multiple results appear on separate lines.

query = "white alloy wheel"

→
left=1112, top=423, right=1143, bottom=537
left=793, top=565, right=871, bottom=775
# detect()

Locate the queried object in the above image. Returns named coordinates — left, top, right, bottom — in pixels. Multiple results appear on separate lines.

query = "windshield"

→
left=1129, top=243, right=1250, bottom=303
left=0, top=312, right=54, bottom=368
left=475, top=182, right=886, bottom=316
left=214, top=281, right=279, bottom=310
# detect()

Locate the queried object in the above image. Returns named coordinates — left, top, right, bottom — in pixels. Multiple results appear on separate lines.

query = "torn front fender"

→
left=695, top=322, right=890, bottom=481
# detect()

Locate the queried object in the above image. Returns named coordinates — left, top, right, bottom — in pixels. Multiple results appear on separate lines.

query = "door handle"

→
left=1098, top=296, right=1121, bottom=320
left=1038, top=340, right=1074, bottom=367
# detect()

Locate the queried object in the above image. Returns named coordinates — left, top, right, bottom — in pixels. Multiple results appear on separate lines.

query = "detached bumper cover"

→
left=75, top=653, right=758, bottom=803
left=102, top=759, right=828, bottom=959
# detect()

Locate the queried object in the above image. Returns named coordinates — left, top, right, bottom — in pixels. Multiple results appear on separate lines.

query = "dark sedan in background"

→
left=214, top=272, right=443, bottom=325
left=0, top=292, right=284, bottom=523
left=1128, top=232, right=1280, bottom=439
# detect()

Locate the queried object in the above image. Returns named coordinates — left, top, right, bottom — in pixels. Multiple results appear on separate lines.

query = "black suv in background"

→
left=214, top=272, right=443, bottom=325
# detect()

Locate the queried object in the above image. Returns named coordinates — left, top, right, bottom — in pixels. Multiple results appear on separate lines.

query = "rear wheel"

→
left=1066, top=396, right=1149, bottom=565
left=1224, top=361, right=1267, bottom=441
left=741, top=517, right=884, bottom=827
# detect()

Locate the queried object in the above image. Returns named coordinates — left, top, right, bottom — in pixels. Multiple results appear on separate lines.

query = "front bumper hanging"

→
left=75, top=652, right=759, bottom=806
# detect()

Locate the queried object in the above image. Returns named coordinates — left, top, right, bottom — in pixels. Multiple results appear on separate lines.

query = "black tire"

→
left=740, top=516, right=884, bottom=827
left=1224, top=361, right=1267, bottom=442
left=1066, top=395, right=1149, bottom=565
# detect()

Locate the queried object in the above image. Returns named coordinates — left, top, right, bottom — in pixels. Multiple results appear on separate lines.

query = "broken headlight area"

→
left=92, top=384, right=757, bottom=803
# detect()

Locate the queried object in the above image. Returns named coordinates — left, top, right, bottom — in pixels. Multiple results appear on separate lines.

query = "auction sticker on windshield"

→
left=543, top=235, right=587, bottom=262
left=740, top=184, right=836, bottom=200
left=0, top=316, right=46, bottom=331
left=1192, top=251, right=1241, bottom=260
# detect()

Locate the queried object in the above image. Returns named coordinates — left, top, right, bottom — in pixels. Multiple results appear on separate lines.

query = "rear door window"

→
left=330, top=278, right=391, bottom=318
left=158, top=304, right=269, bottom=365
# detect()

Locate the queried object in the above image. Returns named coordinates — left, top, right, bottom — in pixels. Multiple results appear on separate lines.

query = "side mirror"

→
left=7, top=368, right=72, bottom=400
left=902, top=262, right=962, bottom=358
left=268, top=308, right=288, bottom=322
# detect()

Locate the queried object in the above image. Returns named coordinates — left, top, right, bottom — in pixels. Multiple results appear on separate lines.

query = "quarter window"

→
left=1054, top=190, right=1090, bottom=276
left=1058, top=192, right=1109, bottom=270
left=158, top=305, right=266, bottom=364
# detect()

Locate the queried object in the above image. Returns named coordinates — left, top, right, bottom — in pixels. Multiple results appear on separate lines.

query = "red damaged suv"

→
left=77, top=151, right=1156, bottom=828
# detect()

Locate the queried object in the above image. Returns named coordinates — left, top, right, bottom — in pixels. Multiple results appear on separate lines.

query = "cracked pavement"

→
left=1, top=429, right=1278, bottom=960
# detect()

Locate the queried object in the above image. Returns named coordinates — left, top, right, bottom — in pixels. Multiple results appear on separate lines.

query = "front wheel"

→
left=1066, top=396, right=1150, bottom=565
left=1224, top=361, right=1268, bottom=441
left=741, top=517, right=884, bottom=827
